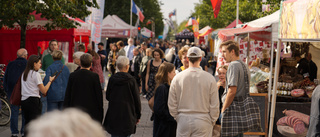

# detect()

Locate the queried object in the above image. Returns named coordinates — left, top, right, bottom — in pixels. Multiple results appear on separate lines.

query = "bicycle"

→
left=0, top=64, right=11, bottom=126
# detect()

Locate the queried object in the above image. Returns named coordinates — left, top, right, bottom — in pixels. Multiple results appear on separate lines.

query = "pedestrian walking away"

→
left=63, top=53, right=103, bottom=123
left=153, top=62, right=177, bottom=137
left=43, top=50, right=70, bottom=112
left=103, top=56, right=141, bottom=137
left=3, top=48, right=28, bottom=137
left=168, top=47, right=219, bottom=137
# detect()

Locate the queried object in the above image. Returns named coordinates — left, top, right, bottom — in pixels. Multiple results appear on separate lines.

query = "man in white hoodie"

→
left=168, top=47, right=219, bottom=137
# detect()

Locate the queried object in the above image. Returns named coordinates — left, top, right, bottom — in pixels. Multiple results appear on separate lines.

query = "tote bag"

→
left=10, top=75, right=22, bottom=106
left=221, top=61, right=262, bottom=137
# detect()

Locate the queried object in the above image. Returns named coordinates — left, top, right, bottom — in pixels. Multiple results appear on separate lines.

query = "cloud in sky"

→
left=159, top=0, right=199, bottom=25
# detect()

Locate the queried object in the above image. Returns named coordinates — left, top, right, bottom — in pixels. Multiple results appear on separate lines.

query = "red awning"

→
left=218, top=25, right=271, bottom=41
left=226, top=19, right=243, bottom=28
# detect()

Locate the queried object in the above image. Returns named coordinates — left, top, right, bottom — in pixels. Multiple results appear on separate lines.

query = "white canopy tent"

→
left=141, top=27, right=154, bottom=38
left=101, top=15, right=138, bottom=38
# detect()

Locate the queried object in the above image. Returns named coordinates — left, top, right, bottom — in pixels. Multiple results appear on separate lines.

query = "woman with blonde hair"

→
left=43, top=50, right=70, bottom=112
left=107, top=43, right=119, bottom=75
left=153, top=62, right=177, bottom=137
left=216, top=65, right=228, bottom=125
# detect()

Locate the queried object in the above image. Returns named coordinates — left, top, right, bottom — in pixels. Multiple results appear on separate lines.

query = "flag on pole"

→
left=211, top=0, right=223, bottom=18
left=164, top=18, right=175, bottom=30
left=146, top=20, right=152, bottom=25
left=169, top=9, right=176, bottom=18
left=185, top=17, right=198, bottom=27
left=132, top=0, right=145, bottom=22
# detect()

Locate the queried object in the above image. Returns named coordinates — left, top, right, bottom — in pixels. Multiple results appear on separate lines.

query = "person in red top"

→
left=87, top=44, right=105, bottom=90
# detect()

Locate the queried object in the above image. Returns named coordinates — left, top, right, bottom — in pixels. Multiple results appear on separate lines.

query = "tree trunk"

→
left=20, top=23, right=27, bottom=48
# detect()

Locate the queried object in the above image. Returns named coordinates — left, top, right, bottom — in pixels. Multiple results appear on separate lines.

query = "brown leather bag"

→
left=10, top=75, right=22, bottom=106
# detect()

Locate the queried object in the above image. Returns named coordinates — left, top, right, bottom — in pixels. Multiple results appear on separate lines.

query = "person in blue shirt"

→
left=43, top=50, right=70, bottom=112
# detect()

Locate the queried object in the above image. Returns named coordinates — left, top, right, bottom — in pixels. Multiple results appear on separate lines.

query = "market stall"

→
left=0, top=11, right=90, bottom=64
left=175, top=29, right=194, bottom=43
left=268, top=0, right=320, bottom=136
left=141, top=27, right=154, bottom=38
left=101, top=15, right=138, bottom=38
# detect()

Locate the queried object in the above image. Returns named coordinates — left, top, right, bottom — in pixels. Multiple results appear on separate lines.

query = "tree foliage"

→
left=177, top=0, right=280, bottom=31
left=104, top=0, right=163, bottom=37
left=0, top=0, right=98, bottom=48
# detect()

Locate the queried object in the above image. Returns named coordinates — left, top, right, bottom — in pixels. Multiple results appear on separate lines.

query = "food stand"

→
left=268, top=0, right=320, bottom=136
left=215, top=10, right=281, bottom=136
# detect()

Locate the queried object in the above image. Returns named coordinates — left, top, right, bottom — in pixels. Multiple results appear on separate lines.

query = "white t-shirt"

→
left=21, top=70, right=43, bottom=100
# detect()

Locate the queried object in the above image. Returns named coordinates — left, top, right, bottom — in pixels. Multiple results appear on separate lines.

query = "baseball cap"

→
left=187, top=47, right=202, bottom=58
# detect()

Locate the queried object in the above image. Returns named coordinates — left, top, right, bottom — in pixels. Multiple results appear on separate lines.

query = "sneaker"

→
left=11, top=135, right=18, bottom=137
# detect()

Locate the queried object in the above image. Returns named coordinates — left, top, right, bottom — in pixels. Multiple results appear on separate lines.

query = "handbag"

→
left=10, top=75, right=22, bottom=106
left=221, top=60, right=262, bottom=137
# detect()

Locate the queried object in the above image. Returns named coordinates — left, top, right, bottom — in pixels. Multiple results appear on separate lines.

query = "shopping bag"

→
left=10, top=76, right=22, bottom=106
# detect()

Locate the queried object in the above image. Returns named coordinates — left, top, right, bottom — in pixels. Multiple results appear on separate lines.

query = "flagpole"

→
left=175, top=9, right=177, bottom=35
left=130, top=0, right=133, bottom=38
left=236, top=0, right=239, bottom=26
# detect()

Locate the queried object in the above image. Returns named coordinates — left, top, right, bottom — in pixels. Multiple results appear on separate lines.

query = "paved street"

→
left=0, top=72, right=154, bottom=137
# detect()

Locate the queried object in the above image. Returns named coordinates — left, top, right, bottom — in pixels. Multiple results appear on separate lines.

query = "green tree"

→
left=177, top=20, right=193, bottom=34
left=0, top=0, right=98, bottom=48
left=104, top=0, right=163, bottom=37
left=191, top=0, right=265, bottom=29
left=259, top=0, right=281, bottom=17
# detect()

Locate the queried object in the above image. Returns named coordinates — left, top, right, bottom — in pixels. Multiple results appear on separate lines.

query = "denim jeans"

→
left=10, top=104, right=25, bottom=135
left=41, top=96, right=47, bottom=114
left=47, top=101, right=64, bottom=112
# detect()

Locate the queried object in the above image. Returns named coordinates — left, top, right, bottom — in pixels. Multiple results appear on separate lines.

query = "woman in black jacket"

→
left=103, top=56, right=141, bottom=137
left=153, top=62, right=177, bottom=137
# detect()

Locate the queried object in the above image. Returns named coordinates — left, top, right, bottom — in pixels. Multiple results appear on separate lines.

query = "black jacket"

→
left=153, top=83, right=177, bottom=137
left=63, top=69, right=103, bottom=123
left=103, top=72, right=141, bottom=136
left=133, top=54, right=142, bottom=86
left=309, top=60, right=318, bottom=81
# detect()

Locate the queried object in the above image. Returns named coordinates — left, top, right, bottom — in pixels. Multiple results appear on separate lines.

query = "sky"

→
left=158, top=0, right=200, bottom=25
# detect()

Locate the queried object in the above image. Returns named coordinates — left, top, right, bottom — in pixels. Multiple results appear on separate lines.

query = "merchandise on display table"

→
left=276, top=72, right=317, bottom=99
left=250, top=66, right=270, bottom=93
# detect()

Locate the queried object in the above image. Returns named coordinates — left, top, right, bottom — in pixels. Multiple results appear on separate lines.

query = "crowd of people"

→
left=3, top=37, right=261, bottom=137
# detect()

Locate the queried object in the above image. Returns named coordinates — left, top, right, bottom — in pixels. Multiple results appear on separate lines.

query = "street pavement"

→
left=0, top=71, right=153, bottom=137
left=0, top=68, right=259, bottom=137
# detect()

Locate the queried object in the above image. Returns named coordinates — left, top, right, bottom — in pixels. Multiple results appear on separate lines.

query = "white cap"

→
left=187, top=47, right=202, bottom=58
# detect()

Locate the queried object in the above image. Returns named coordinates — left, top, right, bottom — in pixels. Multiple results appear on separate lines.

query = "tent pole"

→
left=175, top=9, right=177, bottom=35
left=246, top=33, right=250, bottom=65
left=236, top=0, right=239, bottom=26
left=130, top=0, right=132, bottom=38
left=268, top=39, right=281, bottom=137
left=267, top=40, right=274, bottom=128
left=268, top=41, right=274, bottom=101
